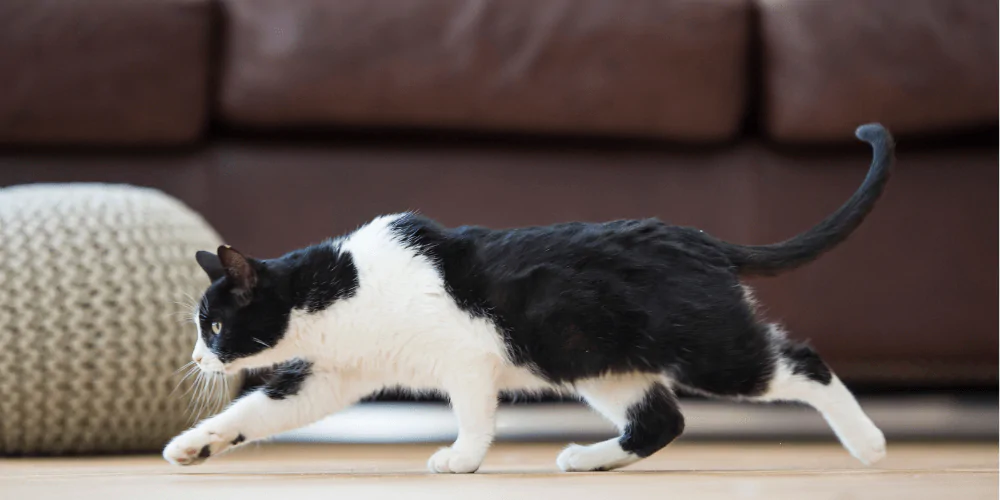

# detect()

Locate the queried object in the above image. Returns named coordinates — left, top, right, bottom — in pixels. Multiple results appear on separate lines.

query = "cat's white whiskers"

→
left=177, top=291, right=200, bottom=310
left=193, top=372, right=216, bottom=422
left=170, top=363, right=199, bottom=397
left=219, top=375, right=233, bottom=411
left=185, top=371, right=204, bottom=421
left=172, top=315, right=196, bottom=326
left=202, top=375, right=215, bottom=420
left=181, top=369, right=203, bottom=398
left=194, top=380, right=208, bottom=422
left=173, top=361, right=196, bottom=375
left=252, top=337, right=271, bottom=348
left=193, top=372, right=231, bottom=421
left=166, top=309, right=194, bottom=320
left=200, top=374, right=218, bottom=421
left=214, top=374, right=224, bottom=411
left=167, top=293, right=203, bottom=327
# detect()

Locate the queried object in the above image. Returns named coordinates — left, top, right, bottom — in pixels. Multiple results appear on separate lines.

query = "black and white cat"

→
left=164, top=124, right=893, bottom=473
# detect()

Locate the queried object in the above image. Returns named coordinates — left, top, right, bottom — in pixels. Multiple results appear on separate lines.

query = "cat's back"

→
left=380, top=212, right=737, bottom=309
left=467, top=217, right=730, bottom=273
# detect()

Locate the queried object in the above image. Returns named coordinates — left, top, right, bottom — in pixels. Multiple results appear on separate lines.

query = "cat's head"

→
left=189, top=246, right=296, bottom=374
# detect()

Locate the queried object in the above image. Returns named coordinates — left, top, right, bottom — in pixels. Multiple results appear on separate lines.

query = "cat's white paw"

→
left=427, top=446, right=483, bottom=474
left=557, top=444, right=603, bottom=472
left=163, top=428, right=238, bottom=466
left=849, top=428, right=887, bottom=466
left=556, top=441, right=638, bottom=472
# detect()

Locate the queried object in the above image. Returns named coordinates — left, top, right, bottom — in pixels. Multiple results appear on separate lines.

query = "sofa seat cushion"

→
left=219, top=0, right=750, bottom=142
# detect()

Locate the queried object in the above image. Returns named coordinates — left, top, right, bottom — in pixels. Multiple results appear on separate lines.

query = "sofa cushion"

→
left=761, top=0, right=998, bottom=142
left=0, top=0, right=211, bottom=145
left=219, top=0, right=750, bottom=142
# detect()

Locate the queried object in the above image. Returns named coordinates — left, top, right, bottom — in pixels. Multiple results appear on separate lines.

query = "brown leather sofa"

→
left=1, top=0, right=996, bottom=388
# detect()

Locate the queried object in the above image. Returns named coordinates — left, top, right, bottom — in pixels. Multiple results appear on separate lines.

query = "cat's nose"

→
left=193, top=355, right=204, bottom=364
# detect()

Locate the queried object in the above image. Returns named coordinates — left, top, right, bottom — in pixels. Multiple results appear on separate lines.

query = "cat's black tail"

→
left=718, top=123, right=895, bottom=277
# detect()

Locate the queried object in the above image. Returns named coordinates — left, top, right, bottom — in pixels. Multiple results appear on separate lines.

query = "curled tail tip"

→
left=855, top=123, right=895, bottom=148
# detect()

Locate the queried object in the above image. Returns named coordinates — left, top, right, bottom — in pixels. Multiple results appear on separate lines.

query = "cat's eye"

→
left=211, top=322, right=223, bottom=335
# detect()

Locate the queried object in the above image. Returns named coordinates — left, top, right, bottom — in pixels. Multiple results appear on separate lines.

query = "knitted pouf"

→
left=0, top=184, right=229, bottom=455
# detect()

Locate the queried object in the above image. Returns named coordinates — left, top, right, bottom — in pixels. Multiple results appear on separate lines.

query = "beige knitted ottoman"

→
left=0, top=184, right=227, bottom=455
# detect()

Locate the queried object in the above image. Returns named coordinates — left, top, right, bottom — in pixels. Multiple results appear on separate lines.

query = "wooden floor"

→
left=2, top=442, right=997, bottom=499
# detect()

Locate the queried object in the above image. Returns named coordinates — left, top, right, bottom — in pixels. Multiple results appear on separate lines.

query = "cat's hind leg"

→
left=558, top=373, right=684, bottom=472
left=754, top=330, right=887, bottom=465
left=673, top=315, right=886, bottom=466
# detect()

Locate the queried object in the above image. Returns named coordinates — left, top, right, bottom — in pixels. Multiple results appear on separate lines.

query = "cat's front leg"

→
left=164, top=363, right=376, bottom=466
left=162, top=425, right=243, bottom=466
left=428, top=359, right=500, bottom=474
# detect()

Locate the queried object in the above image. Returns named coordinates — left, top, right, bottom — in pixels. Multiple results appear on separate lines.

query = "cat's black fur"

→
left=262, top=359, right=314, bottom=400
left=621, top=384, right=685, bottom=458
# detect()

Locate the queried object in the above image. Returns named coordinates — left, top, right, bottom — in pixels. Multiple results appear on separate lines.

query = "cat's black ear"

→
left=195, top=251, right=225, bottom=282
left=218, top=245, right=257, bottom=305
